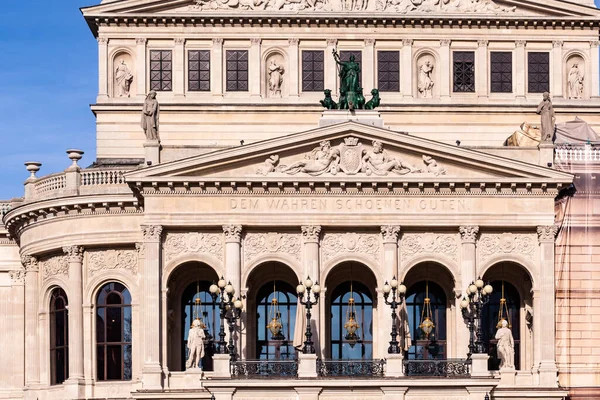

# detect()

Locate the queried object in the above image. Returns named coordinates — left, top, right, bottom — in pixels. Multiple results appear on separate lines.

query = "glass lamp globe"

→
left=312, top=283, right=321, bottom=294
left=296, top=283, right=305, bottom=294
left=460, top=298, right=469, bottom=309
left=225, top=283, right=234, bottom=295
left=419, top=317, right=435, bottom=336
left=234, top=299, right=243, bottom=309
left=390, top=277, right=398, bottom=288
left=209, top=284, right=219, bottom=294
left=468, top=284, right=477, bottom=294
left=382, top=283, right=391, bottom=294
left=218, top=277, right=227, bottom=288
left=475, top=278, right=484, bottom=289
left=484, top=284, right=493, bottom=295
left=304, top=277, right=313, bottom=289
left=398, top=283, right=407, bottom=295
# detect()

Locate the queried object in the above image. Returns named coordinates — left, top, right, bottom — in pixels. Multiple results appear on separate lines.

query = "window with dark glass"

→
left=50, top=288, right=69, bottom=385
left=490, top=51, right=512, bottom=93
left=188, top=50, right=210, bottom=92
left=302, top=50, right=324, bottom=92
left=528, top=52, right=550, bottom=93
left=377, top=51, right=400, bottom=92
left=340, top=51, right=362, bottom=87
left=96, top=282, right=132, bottom=381
left=453, top=51, right=475, bottom=93
left=226, top=50, right=248, bottom=92
left=256, top=281, right=298, bottom=360
left=150, top=50, right=173, bottom=91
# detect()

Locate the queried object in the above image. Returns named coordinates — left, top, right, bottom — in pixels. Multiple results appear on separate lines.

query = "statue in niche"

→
left=362, top=140, right=422, bottom=176
left=268, top=60, right=284, bottom=98
left=418, top=60, right=435, bottom=98
left=279, top=140, right=340, bottom=175
left=141, top=91, right=160, bottom=141
left=115, top=59, right=134, bottom=98
left=568, top=63, right=584, bottom=100
left=495, top=319, right=515, bottom=369
left=186, top=319, right=206, bottom=370
left=536, top=92, right=555, bottom=142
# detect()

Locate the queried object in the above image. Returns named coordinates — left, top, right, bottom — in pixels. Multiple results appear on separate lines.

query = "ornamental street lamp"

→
left=460, top=277, right=493, bottom=357
left=382, top=276, right=407, bottom=354
left=209, top=276, right=233, bottom=355
left=225, top=297, right=244, bottom=361
left=296, top=276, right=321, bottom=354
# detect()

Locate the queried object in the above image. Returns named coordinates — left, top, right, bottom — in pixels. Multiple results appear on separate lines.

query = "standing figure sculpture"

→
left=186, top=319, right=206, bottom=370
left=268, top=60, right=284, bottom=98
left=495, top=320, right=515, bottom=369
left=418, top=60, right=435, bottom=98
left=568, top=63, right=584, bottom=99
left=333, top=50, right=360, bottom=109
left=536, top=92, right=555, bottom=142
left=115, top=59, right=134, bottom=97
left=141, top=91, right=160, bottom=141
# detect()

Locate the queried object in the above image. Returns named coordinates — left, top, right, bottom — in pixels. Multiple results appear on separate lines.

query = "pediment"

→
left=82, top=0, right=600, bottom=17
left=125, top=121, right=573, bottom=186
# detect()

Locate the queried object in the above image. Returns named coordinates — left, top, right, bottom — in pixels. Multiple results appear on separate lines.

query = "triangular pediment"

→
left=82, top=0, right=600, bottom=17
left=125, top=121, right=573, bottom=186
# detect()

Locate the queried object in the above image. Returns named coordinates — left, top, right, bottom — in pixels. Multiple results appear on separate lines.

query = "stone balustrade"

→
left=555, top=144, right=600, bottom=163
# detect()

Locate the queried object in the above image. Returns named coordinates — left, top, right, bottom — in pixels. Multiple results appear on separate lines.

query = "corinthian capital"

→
left=381, top=225, right=401, bottom=243
left=142, top=225, right=163, bottom=241
left=63, top=246, right=84, bottom=262
left=537, top=225, right=558, bottom=243
left=21, top=254, right=39, bottom=272
left=223, top=225, right=242, bottom=243
left=301, top=225, right=321, bottom=243
left=459, top=226, right=479, bottom=243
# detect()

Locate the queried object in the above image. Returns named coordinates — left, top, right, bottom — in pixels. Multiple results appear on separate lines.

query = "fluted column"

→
left=551, top=41, right=564, bottom=98
left=212, top=38, right=224, bottom=96
left=141, top=225, right=163, bottom=389
left=476, top=40, right=489, bottom=98
left=325, top=39, right=338, bottom=94
left=401, top=39, right=414, bottom=99
left=288, top=39, right=300, bottom=98
left=250, top=38, right=262, bottom=98
left=135, top=38, right=147, bottom=99
left=22, top=255, right=40, bottom=386
left=223, top=225, right=242, bottom=293
left=98, top=37, right=109, bottom=100
left=515, top=41, right=526, bottom=99
left=380, top=226, right=400, bottom=359
left=301, top=225, right=322, bottom=357
left=537, top=225, right=559, bottom=387
left=439, top=39, right=451, bottom=100
left=458, top=226, right=479, bottom=357
left=63, top=246, right=85, bottom=381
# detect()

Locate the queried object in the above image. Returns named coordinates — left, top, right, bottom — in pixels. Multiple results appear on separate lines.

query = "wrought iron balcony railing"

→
left=403, top=358, right=471, bottom=378
left=317, top=359, right=386, bottom=378
left=230, top=359, right=298, bottom=379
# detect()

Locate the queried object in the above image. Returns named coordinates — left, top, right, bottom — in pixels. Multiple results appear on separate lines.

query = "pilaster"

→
left=97, top=37, right=109, bottom=100
left=551, top=41, right=564, bottom=98
left=22, top=255, right=40, bottom=386
left=325, top=39, right=338, bottom=94
left=212, top=38, right=224, bottom=96
left=8, top=270, right=25, bottom=391
left=173, top=38, right=186, bottom=96
left=63, top=246, right=85, bottom=389
left=439, top=39, right=451, bottom=100
left=363, top=39, right=376, bottom=91
left=459, top=226, right=479, bottom=357
left=223, top=225, right=242, bottom=293
left=250, top=38, right=262, bottom=98
left=301, top=225, right=321, bottom=356
left=380, top=225, right=400, bottom=360
left=401, top=39, right=414, bottom=99
left=590, top=41, right=599, bottom=98
left=515, top=41, right=526, bottom=99
left=135, top=38, right=147, bottom=99
left=288, top=39, right=300, bottom=98
left=476, top=40, right=489, bottom=98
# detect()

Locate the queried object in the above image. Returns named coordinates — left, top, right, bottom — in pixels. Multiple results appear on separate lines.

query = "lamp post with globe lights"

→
left=382, top=277, right=407, bottom=354
left=209, top=276, right=243, bottom=358
left=296, top=276, right=321, bottom=354
left=460, top=277, right=493, bottom=357
left=225, top=295, right=244, bottom=361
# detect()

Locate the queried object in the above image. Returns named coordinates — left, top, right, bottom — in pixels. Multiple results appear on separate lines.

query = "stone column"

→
left=515, top=41, right=526, bottom=99
left=401, top=39, right=414, bottom=99
left=8, top=270, right=26, bottom=390
left=531, top=288, right=541, bottom=372
left=363, top=39, right=376, bottom=91
left=223, top=225, right=242, bottom=293
left=136, top=38, right=147, bottom=98
left=476, top=40, right=489, bottom=98
left=22, top=255, right=40, bottom=386
left=212, top=38, right=224, bottom=96
left=325, top=39, right=338, bottom=94
left=288, top=39, right=300, bottom=98
left=249, top=38, right=262, bottom=99
left=551, top=41, right=563, bottom=99
left=439, top=39, right=451, bottom=100
left=173, top=38, right=186, bottom=97
left=458, top=226, right=479, bottom=357
left=301, top=225, right=322, bottom=357
left=141, top=225, right=163, bottom=390
left=380, top=226, right=400, bottom=360
left=537, top=225, right=559, bottom=387
left=98, top=37, right=109, bottom=100
left=63, top=246, right=85, bottom=384
left=590, top=41, right=599, bottom=98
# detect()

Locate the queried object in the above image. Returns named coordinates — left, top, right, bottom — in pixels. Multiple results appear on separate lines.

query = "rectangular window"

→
left=340, top=50, right=362, bottom=86
left=377, top=51, right=400, bottom=92
left=528, top=52, right=550, bottom=93
left=453, top=51, right=475, bottom=93
left=188, top=50, right=210, bottom=92
left=149, top=50, right=172, bottom=91
left=226, top=50, right=248, bottom=92
left=302, top=50, right=324, bottom=92
left=490, top=51, right=512, bottom=93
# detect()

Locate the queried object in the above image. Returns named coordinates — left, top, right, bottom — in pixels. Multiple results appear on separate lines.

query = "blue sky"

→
left=0, top=0, right=599, bottom=199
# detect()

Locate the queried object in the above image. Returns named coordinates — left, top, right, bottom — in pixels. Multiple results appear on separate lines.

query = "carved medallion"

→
left=163, top=232, right=224, bottom=263
left=401, top=233, right=459, bottom=261
left=244, top=232, right=301, bottom=262
left=87, top=249, right=139, bottom=276
left=321, top=233, right=380, bottom=263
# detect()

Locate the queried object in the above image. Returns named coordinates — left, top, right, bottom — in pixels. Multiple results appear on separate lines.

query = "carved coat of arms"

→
left=337, top=137, right=364, bottom=175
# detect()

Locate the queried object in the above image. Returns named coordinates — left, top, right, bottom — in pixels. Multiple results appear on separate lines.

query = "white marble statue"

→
left=568, top=63, right=584, bottom=99
left=536, top=92, right=555, bottom=142
left=115, top=59, right=134, bottom=97
left=268, top=60, right=284, bottom=98
left=186, top=319, right=206, bottom=370
left=141, top=91, right=160, bottom=141
left=418, top=61, right=435, bottom=99
left=495, top=319, right=515, bottom=369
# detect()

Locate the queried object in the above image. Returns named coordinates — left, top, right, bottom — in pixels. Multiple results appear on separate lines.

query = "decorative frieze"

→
left=223, top=225, right=243, bottom=243
left=9, top=269, right=25, bottom=284
left=87, top=249, right=139, bottom=276
left=301, top=225, right=321, bottom=243
left=21, top=255, right=38, bottom=272
left=142, top=225, right=163, bottom=241
left=401, top=233, right=459, bottom=262
left=244, top=232, right=301, bottom=262
left=459, top=225, right=479, bottom=243
left=537, top=225, right=559, bottom=243
left=381, top=225, right=401, bottom=244
left=40, top=255, right=69, bottom=279
left=478, top=233, right=536, bottom=263
left=163, top=231, right=224, bottom=263
left=322, top=232, right=380, bottom=263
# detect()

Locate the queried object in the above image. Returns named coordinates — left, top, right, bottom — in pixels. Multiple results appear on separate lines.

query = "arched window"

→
left=482, top=281, right=521, bottom=370
left=50, top=288, right=69, bottom=385
left=181, top=281, right=220, bottom=371
left=405, top=281, right=447, bottom=360
left=256, top=281, right=297, bottom=360
left=329, top=281, right=373, bottom=360
left=96, top=282, right=132, bottom=381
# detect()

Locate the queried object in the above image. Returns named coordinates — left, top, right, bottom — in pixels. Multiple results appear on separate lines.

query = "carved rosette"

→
left=142, top=225, right=163, bottom=242
left=9, top=270, right=25, bottom=284
left=40, top=255, right=69, bottom=280
left=21, top=255, right=39, bottom=273
left=301, top=225, right=321, bottom=243
left=478, top=233, right=536, bottom=264
left=87, top=249, right=139, bottom=276
left=537, top=225, right=559, bottom=243
left=401, top=233, right=459, bottom=262
left=459, top=226, right=479, bottom=243
left=321, top=233, right=380, bottom=263
left=244, top=233, right=301, bottom=262
left=63, top=245, right=84, bottom=263
left=223, top=225, right=243, bottom=243
left=381, top=225, right=401, bottom=244
left=163, top=232, right=224, bottom=263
